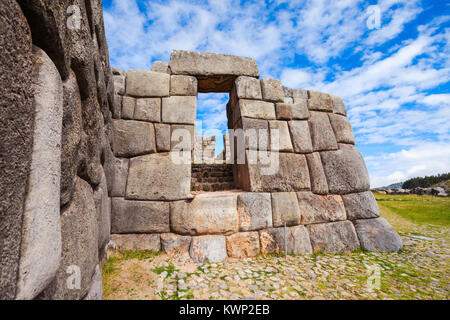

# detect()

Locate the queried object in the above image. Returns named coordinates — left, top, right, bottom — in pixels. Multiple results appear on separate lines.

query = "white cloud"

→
left=367, top=142, right=450, bottom=187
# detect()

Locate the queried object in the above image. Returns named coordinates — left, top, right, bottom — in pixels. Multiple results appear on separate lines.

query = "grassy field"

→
left=375, top=194, right=450, bottom=227
left=103, top=194, right=449, bottom=300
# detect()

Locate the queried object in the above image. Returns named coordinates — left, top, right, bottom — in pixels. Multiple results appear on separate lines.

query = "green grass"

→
left=375, top=194, right=450, bottom=226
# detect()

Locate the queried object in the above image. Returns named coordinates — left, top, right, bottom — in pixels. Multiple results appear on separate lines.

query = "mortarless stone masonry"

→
left=0, top=2, right=402, bottom=300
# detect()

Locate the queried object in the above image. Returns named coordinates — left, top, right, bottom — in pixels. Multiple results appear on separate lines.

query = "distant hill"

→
left=382, top=182, right=403, bottom=189
left=403, top=172, right=450, bottom=189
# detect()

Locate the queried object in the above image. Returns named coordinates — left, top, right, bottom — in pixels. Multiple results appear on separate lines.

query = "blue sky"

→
left=102, top=0, right=450, bottom=187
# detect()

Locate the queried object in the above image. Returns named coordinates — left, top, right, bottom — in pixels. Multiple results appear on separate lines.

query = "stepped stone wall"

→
left=109, top=50, right=403, bottom=264
left=0, top=0, right=113, bottom=300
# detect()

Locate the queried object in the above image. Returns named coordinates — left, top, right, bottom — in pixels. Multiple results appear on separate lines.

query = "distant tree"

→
left=403, top=173, right=450, bottom=189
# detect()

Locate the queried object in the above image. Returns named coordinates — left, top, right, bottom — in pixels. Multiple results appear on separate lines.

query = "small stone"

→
left=238, top=193, right=273, bottom=232
left=308, top=90, right=333, bottom=112
left=328, top=114, right=355, bottom=144
left=121, top=96, right=135, bottom=119
left=234, top=76, right=262, bottom=100
left=288, top=121, right=313, bottom=153
left=170, top=75, right=198, bottom=96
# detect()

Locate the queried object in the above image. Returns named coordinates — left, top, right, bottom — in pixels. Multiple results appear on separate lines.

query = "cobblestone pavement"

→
left=103, top=208, right=449, bottom=300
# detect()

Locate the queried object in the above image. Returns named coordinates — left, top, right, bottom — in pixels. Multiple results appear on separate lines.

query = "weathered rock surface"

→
left=93, top=171, right=111, bottom=250
left=108, top=158, right=129, bottom=197
left=321, top=144, right=370, bottom=194
left=238, top=193, right=273, bottom=231
left=83, top=265, right=103, bottom=300
left=342, top=191, right=379, bottom=220
left=307, top=221, right=360, bottom=253
left=276, top=102, right=310, bottom=120
left=269, top=121, right=294, bottom=152
left=238, top=118, right=270, bottom=150
left=330, top=94, right=347, bottom=116
left=170, top=50, right=259, bottom=92
left=39, top=178, right=99, bottom=300
left=190, top=236, right=228, bottom=263
left=126, top=70, right=170, bottom=97
left=126, top=153, right=191, bottom=201
left=245, top=151, right=311, bottom=192
left=155, top=123, right=171, bottom=152
left=111, top=198, right=169, bottom=233
left=161, top=233, right=192, bottom=254
left=271, top=192, right=301, bottom=227
left=162, top=96, right=197, bottom=125
left=16, top=46, right=63, bottom=300
left=226, top=232, right=260, bottom=258
left=309, top=111, right=338, bottom=151
left=110, top=234, right=161, bottom=251
left=308, top=90, right=333, bottom=112
left=288, top=121, right=313, bottom=153
left=171, top=124, right=195, bottom=151
left=238, top=100, right=276, bottom=120
left=261, top=78, right=284, bottom=102
left=121, top=96, right=135, bottom=119
left=354, top=218, right=402, bottom=252
left=305, top=153, right=329, bottom=194
left=234, top=76, right=262, bottom=100
left=112, top=120, right=156, bottom=157
left=134, top=98, right=161, bottom=122
left=171, top=193, right=239, bottom=235
left=0, top=1, right=34, bottom=299
left=170, top=75, right=198, bottom=96
left=152, top=61, right=170, bottom=74
left=329, top=114, right=355, bottom=144
left=297, top=192, right=346, bottom=224
left=260, top=226, right=312, bottom=255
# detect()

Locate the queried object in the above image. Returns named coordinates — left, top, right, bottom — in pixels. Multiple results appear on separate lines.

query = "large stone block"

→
left=111, top=198, right=170, bottom=233
left=126, top=152, right=191, bottom=201
left=238, top=99, right=276, bottom=120
left=162, top=96, right=197, bottom=124
left=121, top=96, right=135, bottom=120
left=321, top=144, right=371, bottom=194
left=109, top=158, right=129, bottom=197
left=309, top=111, right=338, bottom=151
left=171, top=193, right=239, bottom=235
left=61, top=70, right=82, bottom=207
left=276, top=102, right=309, bottom=120
left=245, top=151, right=311, bottom=192
left=330, top=94, right=347, bottom=116
left=288, top=121, right=313, bottom=153
left=297, top=192, right=346, bottom=224
left=271, top=192, right=301, bottom=227
left=238, top=118, right=269, bottom=150
left=170, top=75, right=198, bottom=96
left=261, top=78, right=284, bottom=102
left=39, top=178, right=99, bottom=300
left=329, top=114, right=355, bottom=144
left=161, top=233, right=192, bottom=254
left=307, top=221, right=360, bottom=253
left=342, top=191, right=379, bottom=220
left=354, top=218, right=402, bottom=252
left=16, top=46, right=63, bottom=300
left=134, top=98, right=161, bottom=122
left=269, top=121, right=294, bottom=152
left=308, top=90, right=333, bottom=112
left=112, top=120, right=156, bottom=157
left=259, top=226, right=312, bottom=255
left=171, top=124, right=195, bottom=151
left=155, top=123, right=171, bottom=152
left=234, top=76, right=262, bottom=100
left=93, top=171, right=111, bottom=250
left=238, top=193, right=273, bottom=231
left=110, top=234, right=161, bottom=251
left=190, top=235, right=228, bottom=263
left=126, top=70, right=170, bottom=97
left=169, top=50, right=259, bottom=92
left=0, top=2, right=34, bottom=299
left=305, top=153, right=329, bottom=194
left=226, top=232, right=260, bottom=258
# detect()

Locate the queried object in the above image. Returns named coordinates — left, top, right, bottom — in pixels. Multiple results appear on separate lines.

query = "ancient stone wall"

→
left=109, top=50, right=403, bottom=264
left=0, top=0, right=113, bottom=300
